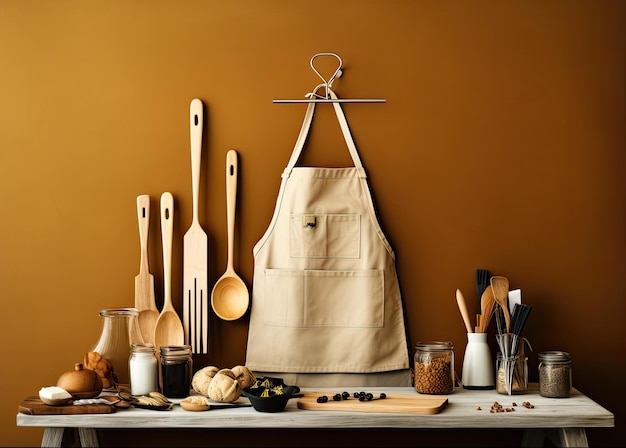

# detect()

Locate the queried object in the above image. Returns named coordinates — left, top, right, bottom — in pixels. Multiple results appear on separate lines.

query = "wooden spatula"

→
left=183, top=99, right=209, bottom=354
left=490, top=276, right=511, bottom=333
left=134, top=194, right=159, bottom=344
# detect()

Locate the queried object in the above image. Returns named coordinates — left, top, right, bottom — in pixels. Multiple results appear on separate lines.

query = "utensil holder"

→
left=461, top=333, right=495, bottom=389
left=496, top=352, right=528, bottom=395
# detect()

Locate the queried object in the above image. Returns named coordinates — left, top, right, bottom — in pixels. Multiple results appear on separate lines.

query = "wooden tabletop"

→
left=17, top=384, right=613, bottom=430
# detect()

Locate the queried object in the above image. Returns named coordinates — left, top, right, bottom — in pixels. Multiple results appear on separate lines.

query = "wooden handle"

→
left=160, top=192, right=174, bottom=310
left=189, top=99, right=203, bottom=223
left=136, top=195, right=151, bottom=275
left=225, top=150, right=238, bottom=271
left=456, top=289, right=474, bottom=334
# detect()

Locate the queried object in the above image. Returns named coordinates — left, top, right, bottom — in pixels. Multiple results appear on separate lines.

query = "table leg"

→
left=558, top=428, right=588, bottom=448
left=41, top=428, right=64, bottom=448
left=77, top=428, right=99, bottom=447
left=521, top=428, right=589, bottom=448
left=521, top=429, right=546, bottom=447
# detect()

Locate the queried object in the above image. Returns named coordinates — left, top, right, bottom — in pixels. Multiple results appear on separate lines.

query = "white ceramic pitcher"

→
left=461, top=332, right=495, bottom=389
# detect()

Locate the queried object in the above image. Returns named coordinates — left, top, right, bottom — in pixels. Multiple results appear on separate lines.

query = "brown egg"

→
left=57, top=363, right=103, bottom=398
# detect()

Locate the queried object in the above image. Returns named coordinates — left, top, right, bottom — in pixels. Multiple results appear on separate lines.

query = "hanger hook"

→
left=308, top=53, right=343, bottom=99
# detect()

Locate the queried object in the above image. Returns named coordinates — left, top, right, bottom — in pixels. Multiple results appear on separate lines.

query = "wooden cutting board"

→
left=297, top=392, right=448, bottom=415
left=18, top=396, right=117, bottom=415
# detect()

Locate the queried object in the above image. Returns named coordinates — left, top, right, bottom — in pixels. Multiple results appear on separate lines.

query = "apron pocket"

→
left=289, top=214, right=360, bottom=258
left=264, top=268, right=384, bottom=328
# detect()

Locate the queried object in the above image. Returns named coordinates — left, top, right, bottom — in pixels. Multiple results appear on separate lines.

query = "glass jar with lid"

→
left=129, top=343, right=158, bottom=396
left=414, top=341, right=454, bottom=394
left=160, top=345, right=193, bottom=398
left=538, top=350, right=572, bottom=398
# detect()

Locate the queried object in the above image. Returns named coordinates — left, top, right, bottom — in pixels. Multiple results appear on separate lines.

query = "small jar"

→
left=129, top=343, right=157, bottom=396
left=414, top=341, right=454, bottom=394
left=496, top=352, right=528, bottom=395
left=160, top=345, right=192, bottom=398
left=538, top=351, right=572, bottom=398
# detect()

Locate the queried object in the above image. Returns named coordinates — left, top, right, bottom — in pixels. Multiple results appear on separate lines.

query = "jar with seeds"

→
left=414, top=341, right=454, bottom=394
left=538, top=351, right=572, bottom=398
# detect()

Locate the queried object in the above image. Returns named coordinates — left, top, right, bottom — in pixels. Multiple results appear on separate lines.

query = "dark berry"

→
left=332, top=393, right=341, bottom=401
left=342, top=391, right=350, bottom=400
left=380, top=393, right=387, bottom=399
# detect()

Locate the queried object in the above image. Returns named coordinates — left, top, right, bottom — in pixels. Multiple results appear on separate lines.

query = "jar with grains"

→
left=496, top=352, right=528, bottom=395
left=538, top=351, right=572, bottom=398
left=414, top=341, right=454, bottom=395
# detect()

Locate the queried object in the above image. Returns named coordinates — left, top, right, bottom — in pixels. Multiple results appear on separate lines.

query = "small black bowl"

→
left=242, top=377, right=302, bottom=413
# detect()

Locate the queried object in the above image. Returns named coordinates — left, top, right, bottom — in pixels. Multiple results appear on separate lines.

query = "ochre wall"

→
left=1, top=1, right=623, bottom=446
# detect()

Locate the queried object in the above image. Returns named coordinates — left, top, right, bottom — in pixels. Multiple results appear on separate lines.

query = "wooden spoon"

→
left=478, top=285, right=496, bottom=332
left=134, top=195, right=159, bottom=344
left=490, top=276, right=511, bottom=333
left=211, top=150, right=249, bottom=321
left=455, top=289, right=473, bottom=334
left=154, top=192, right=185, bottom=350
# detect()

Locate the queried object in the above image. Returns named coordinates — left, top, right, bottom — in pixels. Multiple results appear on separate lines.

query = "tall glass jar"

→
left=88, top=308, right=143, bottom=389
left=129, top=343, right=158, bottom=396
left=160, top=345, right=193, bottom=398
left=538, top=350, right=572, bottom=398
left=414, top=341, right=454, bottom=394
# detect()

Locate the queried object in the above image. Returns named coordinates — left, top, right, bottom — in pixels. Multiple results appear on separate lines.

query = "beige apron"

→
left=245, top=90, right=411, bottom=387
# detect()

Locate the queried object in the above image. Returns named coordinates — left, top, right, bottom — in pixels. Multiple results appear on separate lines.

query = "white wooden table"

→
left=16, top=384, right=614, bottom=447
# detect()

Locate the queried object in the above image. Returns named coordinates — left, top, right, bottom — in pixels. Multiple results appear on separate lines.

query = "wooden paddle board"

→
left=297, top=392, right=448, bottom=415
left=18, top=396, right=117, bottom=415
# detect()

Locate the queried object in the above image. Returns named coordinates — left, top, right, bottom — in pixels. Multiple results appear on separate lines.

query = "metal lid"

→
left=415, top=341, right=453, bottom=351
left=131, top=343, right=156, bottom=353
left=160, top=345, right=191, bottom=355
left=538, top=350, right=571, bottom=362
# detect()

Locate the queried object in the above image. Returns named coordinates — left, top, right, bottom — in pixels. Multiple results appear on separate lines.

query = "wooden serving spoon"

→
left=211, top=150, right=249, bottom=321
left=154, top=192, right=185, bottom=350
left=490, top=276, right=511, bottom=333
left=478, top=285, right=496, bottom=333
left=135, top=195, right=159, bottom=344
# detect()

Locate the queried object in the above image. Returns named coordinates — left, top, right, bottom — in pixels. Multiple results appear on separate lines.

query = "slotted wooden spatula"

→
left=183, top=98, right=209, bottom=354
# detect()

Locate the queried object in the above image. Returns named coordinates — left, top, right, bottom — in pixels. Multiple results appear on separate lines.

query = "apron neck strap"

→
left=282, top=89, right=366, bottom=178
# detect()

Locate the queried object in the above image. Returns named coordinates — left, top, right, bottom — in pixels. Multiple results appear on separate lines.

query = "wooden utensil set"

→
left=456, top=271, right=532, bottom=354
left=134, top=99, right=248, bottom=356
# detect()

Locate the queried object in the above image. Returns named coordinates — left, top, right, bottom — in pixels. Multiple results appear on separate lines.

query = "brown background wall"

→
left=1, top=1, right=623, bottom=446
